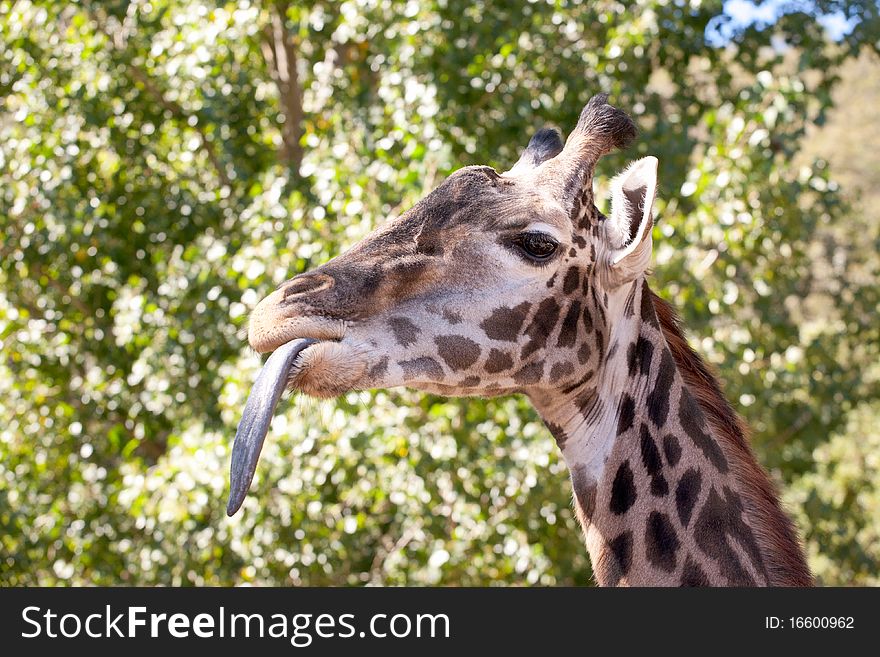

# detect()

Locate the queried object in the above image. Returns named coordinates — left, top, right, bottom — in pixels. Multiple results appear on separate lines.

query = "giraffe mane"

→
left=647, top=287, right=813, bottom=586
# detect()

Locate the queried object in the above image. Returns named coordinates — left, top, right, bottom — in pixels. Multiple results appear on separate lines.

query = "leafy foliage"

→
left=1, top=0, right=878, bottom=585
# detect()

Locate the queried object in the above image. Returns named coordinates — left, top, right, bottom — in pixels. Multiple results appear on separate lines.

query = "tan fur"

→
left=291, top=341, right=369, bottom=398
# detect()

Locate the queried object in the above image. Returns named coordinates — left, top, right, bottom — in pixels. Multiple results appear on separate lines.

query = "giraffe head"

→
left=248, top=94, right=658, bottom=401
left=229, top=95, right=659, bottom=513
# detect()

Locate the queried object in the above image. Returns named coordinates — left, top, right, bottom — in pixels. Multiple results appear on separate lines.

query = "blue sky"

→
left=709, top=0, right=862, bottom=44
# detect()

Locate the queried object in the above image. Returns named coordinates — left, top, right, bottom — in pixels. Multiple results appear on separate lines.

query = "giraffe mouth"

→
left=226, top=337, right=318, bottom=516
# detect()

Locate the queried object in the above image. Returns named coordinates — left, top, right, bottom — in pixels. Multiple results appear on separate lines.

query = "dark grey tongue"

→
left=226, top=338, right=316, bottom=516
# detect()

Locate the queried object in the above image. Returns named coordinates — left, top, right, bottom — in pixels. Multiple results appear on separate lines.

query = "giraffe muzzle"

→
left=248, top=284, right=347, bottom=353
left=226, top=337, right=318, bottom=516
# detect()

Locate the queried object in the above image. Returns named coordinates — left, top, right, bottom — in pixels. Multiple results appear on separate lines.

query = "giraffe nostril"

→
left=282, top=273, right=335, bottom=301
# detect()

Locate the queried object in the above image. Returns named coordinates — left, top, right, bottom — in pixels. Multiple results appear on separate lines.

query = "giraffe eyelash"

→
left=510, top=232, right=561, bottom=265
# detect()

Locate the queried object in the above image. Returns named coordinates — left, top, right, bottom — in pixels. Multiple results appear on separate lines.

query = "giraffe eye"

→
left=516, top=232, right=559, bottom=262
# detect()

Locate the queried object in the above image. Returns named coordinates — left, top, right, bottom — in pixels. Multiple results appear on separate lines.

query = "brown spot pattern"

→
left=681, top=556, right=710, bottom=587
left=556, top=300, right=581, bottom=348
left=576, top=342, right=592, bottom=365
left=562, top=266, right=580, bottom=294
left=485, top=348, right=514, bottom=373
left=694, top=487, right=766, bottom=586
left=549, top=361, right=575, bottom=381
left=662, top=434, right=682, bottom=467
left=604, top=531, right=633, bottom=586
left=435, top=335, right=481, bottom=371
left=639, top=423, right=669, bottom=497
left=675, top=468, right=702, bottom=528
left=646, top=349, right=675, bottom=427
left=571, top=465, right=597, bottom=520
left=679, top=387, right=729, bottom=473
left=513, top=361, right=544, bottom=385
left=521, top=298, right=561, bottom=359
left=480, top=302, right=531, bottom=342
left=389, top=316, right=420, bottom=347
left=399, top=356, right=444, bottom=381
left=442, top=308, right=462, bottom=324
left=545, top=421, right=568, bottom=447
left=610, top=460, right=637, bottom=515
left=645, top=511, right=680, bottom=573
left=367, top=356, right=389, bottom=379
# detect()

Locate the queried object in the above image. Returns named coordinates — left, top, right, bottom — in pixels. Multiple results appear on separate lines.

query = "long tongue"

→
left=226, top=338, right=316, bottom=516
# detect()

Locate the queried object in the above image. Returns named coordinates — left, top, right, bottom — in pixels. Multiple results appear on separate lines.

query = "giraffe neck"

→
left=530, top=278, right=807, bottom=586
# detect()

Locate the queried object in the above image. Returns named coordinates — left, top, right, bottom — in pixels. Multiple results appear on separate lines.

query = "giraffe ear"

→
left=506, top=127, right=564, bottom=174
left=606, top=156, right=658, bottom=284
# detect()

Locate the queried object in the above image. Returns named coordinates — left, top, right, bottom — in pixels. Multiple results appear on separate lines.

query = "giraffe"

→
left=230, top=94, right=813, bottom=586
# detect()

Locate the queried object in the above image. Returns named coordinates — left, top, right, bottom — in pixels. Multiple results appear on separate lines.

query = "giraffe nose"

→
left=281, top=273, right=335, bottom=302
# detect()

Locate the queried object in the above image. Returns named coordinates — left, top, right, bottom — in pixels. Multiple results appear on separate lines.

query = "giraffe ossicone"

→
left=231, top=94, right=813, bottom=587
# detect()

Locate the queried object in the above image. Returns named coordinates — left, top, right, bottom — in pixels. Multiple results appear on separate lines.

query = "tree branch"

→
left=261, top=1, right=304, bottom=171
